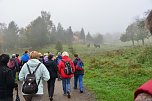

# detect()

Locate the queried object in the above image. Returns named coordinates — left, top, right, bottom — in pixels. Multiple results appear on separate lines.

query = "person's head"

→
left=48, top=54, right=54, bottom=60
left=16, top=54, right=19, bottom=58
left=57, top=52, right=61, bottom=56
left=30, top=51, right=40, bottom=59
left=62, top=51, right=69, bottom=57
left=0, top=54, right=10, bottom=66
left=146, top=10, right=152, bottom=34
left=25, top=50, right=28, bottom=54
left=12, top=54, right=16, bottom=58
left=135, top=93, right=152, bottom=101
left=74, top=54, right=78, bottom=58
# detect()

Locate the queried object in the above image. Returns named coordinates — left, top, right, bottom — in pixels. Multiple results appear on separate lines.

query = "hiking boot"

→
left=80, top=90, right=83, bottom=93
left=63, top=93, right=66, bottom=96
left=67, top=91, right=71, bottom=98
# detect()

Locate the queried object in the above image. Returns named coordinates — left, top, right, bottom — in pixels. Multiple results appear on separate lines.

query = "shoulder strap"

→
left=33, top=63, right=41, bottom=74
left=26, top=63, right=41, bottom=74
left=61, top=59, right=65, bottom=63
left=26, top=63, right=31, bottom=74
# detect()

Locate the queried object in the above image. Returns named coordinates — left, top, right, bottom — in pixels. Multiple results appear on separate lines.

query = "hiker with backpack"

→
left=58, top=51, right=75, bottom=98
left=73, top=54, right=84, bottom=93
left=19, top=51, right=50, bottom=101
left=7, top=54, right=19, bottom=80
left=45, top=54, right=58, bottom=101
left=0, top=54, right=18, bottom=101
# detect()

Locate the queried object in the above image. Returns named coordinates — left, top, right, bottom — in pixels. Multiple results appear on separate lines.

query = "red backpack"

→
left=7, top=58, right=15, bottom=69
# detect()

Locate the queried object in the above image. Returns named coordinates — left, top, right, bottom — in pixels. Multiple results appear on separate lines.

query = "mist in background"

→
left=0, top=0, right=151, bottom=34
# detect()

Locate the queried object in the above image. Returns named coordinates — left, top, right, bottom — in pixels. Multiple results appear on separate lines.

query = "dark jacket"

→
left=45, top=60, right=58, bottom=79
left=73, top=57, right=84, bottom=76
left=0, top=65, right=16, bottom=99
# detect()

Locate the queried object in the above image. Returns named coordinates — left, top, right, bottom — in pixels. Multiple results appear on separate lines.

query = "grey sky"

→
left=0, top=0, right=151, bottom=34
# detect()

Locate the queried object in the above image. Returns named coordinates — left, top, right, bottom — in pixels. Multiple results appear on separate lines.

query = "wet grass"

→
left=82, top=45, right=152, bottom=101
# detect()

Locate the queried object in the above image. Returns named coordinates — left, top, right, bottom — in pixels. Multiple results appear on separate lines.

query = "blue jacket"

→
left=21, top=53, right=29, bottom=62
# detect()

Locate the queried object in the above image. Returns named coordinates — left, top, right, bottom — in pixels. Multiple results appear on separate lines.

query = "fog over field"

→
left=0, top=0, right=151, bottom=34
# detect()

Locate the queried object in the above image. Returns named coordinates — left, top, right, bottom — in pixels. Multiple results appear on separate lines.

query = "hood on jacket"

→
left=26, top=59, right=41, bottom=68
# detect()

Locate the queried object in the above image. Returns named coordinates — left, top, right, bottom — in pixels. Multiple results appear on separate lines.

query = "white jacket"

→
left=19, top=59, right=50, bottom=95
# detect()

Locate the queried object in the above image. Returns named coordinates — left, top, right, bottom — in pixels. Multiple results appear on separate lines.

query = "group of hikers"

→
left=0, top=50, right=84, bottom=101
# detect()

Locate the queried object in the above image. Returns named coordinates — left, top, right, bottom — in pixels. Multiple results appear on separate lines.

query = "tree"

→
left=4, top=21, right=18, bottom=49
left=0, top=23, right=7, bottom=50
left=86, top=32, right=93, bottom=43
left=80, top=28, right=85, bottom=43
left=49, top=24, right=57, bottom=44
left=136, top=19, right=150, bottom=45
left=120, top=33, right=129, bottom=42
left=94, top=33, right=104, bottom=44
left=56, top=23, right=65, bottom=43
left=66, top=26, right=73, bottom=44
left=25, top=11, right=52, bottom=47
left=125, top=23, right=137, bottom=45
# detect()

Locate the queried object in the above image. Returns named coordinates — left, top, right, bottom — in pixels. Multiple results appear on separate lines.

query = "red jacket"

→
left=134, top=80, right=152, bottom=100
left=58, top=56, right=75, bottom=78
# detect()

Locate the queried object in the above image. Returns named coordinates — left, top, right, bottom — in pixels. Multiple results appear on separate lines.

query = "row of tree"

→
left=120, top=17, right=151, bottom=45
left=0, top=11, right=104, bottom=51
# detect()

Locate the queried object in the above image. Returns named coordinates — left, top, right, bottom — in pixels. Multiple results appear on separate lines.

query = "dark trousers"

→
left=47, top=78, right=56, bottom=97
left=23, top=95, right=42, bottom=101
left=12, top=69, right=16, bottom=80
left=0, top=97, right=13, bottom=101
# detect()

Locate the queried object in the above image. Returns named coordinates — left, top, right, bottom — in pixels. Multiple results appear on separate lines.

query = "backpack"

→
left=61, top=60, right=73, bottom=75
left=22, top=63, right=41, bottom=94
left=76, top=59, right=84, bottom=71
left=7, top=58, right=16, bottom=69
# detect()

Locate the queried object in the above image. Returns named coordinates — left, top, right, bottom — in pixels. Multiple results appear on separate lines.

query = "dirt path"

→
left=13, top=78, right=96, bottom=101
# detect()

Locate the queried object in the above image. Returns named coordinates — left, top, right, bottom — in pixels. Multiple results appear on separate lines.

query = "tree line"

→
left=120, top=14, right=151, bottom=45
left=0, top=11, right=104, bottom=51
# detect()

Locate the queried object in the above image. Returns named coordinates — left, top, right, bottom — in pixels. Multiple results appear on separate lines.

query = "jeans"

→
left=62, top=78, right=71, bottom=94
left=74, top=75, right=83, bottom=91
left=47, top=78, right=56, bottom=97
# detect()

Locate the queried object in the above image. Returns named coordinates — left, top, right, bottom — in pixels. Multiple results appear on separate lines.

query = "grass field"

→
left=5, top=42, right=152, bottom=101
left=81, top=45, right=152, bottom=101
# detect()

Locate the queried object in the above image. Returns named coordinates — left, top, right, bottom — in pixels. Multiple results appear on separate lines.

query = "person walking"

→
left=19, top=51, right=50, bottom=101
left=45, top=54, right=58, bottom=101
left=21, top=50, right=29, bottom=66
left=73, top=54, right=84, bottom=93
left=58, top=51, right=75, bottom=98
left=0, top=54, right=18, bottom=101
left=7, top=54, right=19, bottom=80
left=55, top=52, right=62, bottom=81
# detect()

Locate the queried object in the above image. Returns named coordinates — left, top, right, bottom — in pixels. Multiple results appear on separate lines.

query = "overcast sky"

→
left=0, top=0, right=151, bottom=34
